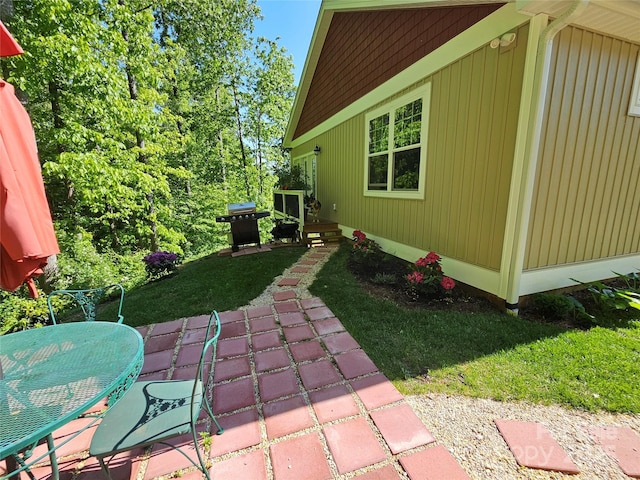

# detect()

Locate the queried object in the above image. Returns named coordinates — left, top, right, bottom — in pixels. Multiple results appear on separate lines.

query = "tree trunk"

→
left=119, top=3, right=158, bottom=251
left=48, top=81, right=65, bottom=153
left=231, top=84, right=251, bottom=198
left=216, top=87, right=227, bottom=192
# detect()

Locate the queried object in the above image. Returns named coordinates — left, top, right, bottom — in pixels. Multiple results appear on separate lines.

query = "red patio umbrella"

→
left=0, top=20, right=59, bottom=298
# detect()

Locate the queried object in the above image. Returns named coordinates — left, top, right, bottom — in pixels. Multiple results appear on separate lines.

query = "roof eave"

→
left=284, top=0, right=509, bottom=146
left=517, top=0, right=640, bottom=43
left=284, top=0, right=640, bottom=147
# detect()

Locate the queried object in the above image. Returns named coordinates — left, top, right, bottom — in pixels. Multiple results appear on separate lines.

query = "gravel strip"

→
left=406, top=393, right=640, bottom=479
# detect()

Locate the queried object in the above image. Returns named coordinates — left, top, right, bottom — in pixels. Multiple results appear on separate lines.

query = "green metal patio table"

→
left=0, top=321, right=144, bottom=479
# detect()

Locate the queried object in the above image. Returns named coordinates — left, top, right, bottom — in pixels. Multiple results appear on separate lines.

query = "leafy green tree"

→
left=246, top=37, right=295, bottom=194
left=1, top=0, right=297, bottom=301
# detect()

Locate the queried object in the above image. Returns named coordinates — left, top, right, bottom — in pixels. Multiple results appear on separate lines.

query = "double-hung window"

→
left=364, top=83, right=430, bottom=198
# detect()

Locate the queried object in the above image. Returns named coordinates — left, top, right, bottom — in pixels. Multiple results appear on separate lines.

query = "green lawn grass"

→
left=108, top=246, right=306, bottom=327
left=309, top=244, right=640, bottom=413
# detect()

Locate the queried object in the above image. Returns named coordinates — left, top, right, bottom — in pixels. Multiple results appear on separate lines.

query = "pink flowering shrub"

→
left=350, top=229, right=384, bottom=271
left=406, top=251, right=455, bottom=299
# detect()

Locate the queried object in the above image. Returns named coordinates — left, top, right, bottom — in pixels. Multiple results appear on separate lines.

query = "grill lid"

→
left=228, top=202, right=256, bottom=214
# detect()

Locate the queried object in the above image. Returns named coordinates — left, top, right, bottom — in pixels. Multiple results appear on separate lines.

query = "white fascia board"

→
left=520, top=254, right=640, bottom=296
left=341, top=225, right=503, bottom=298
left=287, top=3, right=530, bottom=149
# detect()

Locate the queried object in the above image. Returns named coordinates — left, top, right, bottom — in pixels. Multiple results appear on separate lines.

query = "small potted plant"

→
left=274, top=164, right=309, bottom=191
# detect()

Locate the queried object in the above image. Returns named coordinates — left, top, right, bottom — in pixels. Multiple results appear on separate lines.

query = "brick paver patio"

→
left=3, top=245, right=638, bottom=479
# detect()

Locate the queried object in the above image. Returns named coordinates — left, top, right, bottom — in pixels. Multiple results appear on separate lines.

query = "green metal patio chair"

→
left=89, top=310, right=225, bottom=480
left=46, top=284, right=125, bottom=324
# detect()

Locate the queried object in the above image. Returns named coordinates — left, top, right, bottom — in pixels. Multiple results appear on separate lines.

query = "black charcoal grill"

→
left=216, top=202, right=270, bottom=252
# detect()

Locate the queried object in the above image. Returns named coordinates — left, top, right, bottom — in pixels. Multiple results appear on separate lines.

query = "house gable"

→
left=293, top=3, right=504, bottom=140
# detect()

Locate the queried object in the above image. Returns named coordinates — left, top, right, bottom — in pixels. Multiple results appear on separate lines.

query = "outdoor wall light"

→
left=313, top=145, right=321, bottom=155
left=490, top=32, right=516, bottom=49
left=500, top=32, right=516, bottom=47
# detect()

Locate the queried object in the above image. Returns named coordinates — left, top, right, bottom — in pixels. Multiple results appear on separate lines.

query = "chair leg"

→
left=97, top=457, right=113, bottom=479
left=202, top=401, right=224, bottom=435
left=211, top=413, right=224, bottom=435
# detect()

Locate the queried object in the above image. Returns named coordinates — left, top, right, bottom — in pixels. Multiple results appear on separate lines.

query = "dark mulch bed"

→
left=347, top=254, right=636, bottom=330
left=347, top=255, right=499, bottom=314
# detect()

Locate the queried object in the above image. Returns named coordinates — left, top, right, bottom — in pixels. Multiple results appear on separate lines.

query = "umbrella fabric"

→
left=0, top=20, right=24, bottom=57
left=0, top=23, right=59, bottom=297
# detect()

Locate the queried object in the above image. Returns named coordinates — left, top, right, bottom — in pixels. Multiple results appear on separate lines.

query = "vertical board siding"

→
left=525, top=27, right=640, bottom=269
left=293, top=24, right=528, bottom=271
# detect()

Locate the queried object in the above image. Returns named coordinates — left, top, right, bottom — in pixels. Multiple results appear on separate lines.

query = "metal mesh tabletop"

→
left=0, top=322, right=143, bottom=458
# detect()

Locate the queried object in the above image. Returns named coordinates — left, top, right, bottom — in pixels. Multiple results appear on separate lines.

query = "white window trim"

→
left=629, top=52, right=640, bottom=117
left=363, top=83, right=430, bottom=199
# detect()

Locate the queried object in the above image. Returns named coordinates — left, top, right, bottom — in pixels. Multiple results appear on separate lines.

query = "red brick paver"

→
left=335, top=349, right=379, bottom=379
left=270, top=433, right=332, bottom=480
left=400, top=445, right=472, bottom=480
left=211, top=450, right=267, bottom=480
left=370, top=403, right=436, bottom=453
left=323, top=417, right=387, bottom=474
left=273, top=290, right=296, bottom=301
left=277, top=277, right=300, bottom=286
left=494, top=419, right=580, bottom=474
left=588, top=426, right=640, bottom=477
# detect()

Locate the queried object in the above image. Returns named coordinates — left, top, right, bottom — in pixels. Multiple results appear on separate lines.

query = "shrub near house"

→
left=350, top=230, right=385, bottom=272
left=406, top=252, right=455, bottom=300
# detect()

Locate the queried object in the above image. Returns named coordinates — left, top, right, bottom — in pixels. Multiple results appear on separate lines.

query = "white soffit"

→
left=517, top=0, right=640, bottom=43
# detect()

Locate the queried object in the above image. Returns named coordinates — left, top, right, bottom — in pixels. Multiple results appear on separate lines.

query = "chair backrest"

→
left=191, top=310, right=223, bottom=426
left=47, top=284, right=125, bottom=324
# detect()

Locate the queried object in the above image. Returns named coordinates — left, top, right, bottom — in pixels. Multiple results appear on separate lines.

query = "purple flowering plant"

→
left=143, top=251, right=179, bottom=278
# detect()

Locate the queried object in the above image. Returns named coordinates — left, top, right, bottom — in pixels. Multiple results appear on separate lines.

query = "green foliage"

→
left=0, top=290, right=50, bottom=334
left=349, top=230, right=384, bottom=272
left=274, top=164, right=309, bottom=190
left=531, top=293, right=574, bottom=319
left=52, top=227, right=145, bottom=290
left=573, top=272, right=640, bottom=315
left=2, top=0, right=294, bottom=296
left=530, top=293, right=595, bottom=328
left=372, top=273, right=397, bottom=286
left=587, top=281, right=631, bottom=311
left=618, top=291, right=640, bottom=310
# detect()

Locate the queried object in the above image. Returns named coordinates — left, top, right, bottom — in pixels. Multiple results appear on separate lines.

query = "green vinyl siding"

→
left=292, top=24, right=529, bottom=271
left=525, top=27, right=640, bottom=269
